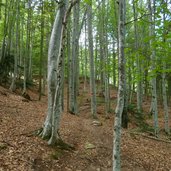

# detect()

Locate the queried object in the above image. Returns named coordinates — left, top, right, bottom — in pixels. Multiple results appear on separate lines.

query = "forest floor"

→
left=0, top=83, right=171, bottom=171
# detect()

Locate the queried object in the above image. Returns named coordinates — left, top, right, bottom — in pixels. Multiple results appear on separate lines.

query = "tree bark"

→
left=39, top=0, right=44, bottom=101
left=10, top=0, right=20, bottom=91
left=113, top=0, right=126, bottom=170
left=148, top=0, right=159, bottom=137
left=40, top=0, right=78, bottom=145
left=87, top=0, right=97, bottom=118
left=40, top=1, right=68, bottom=143
left=162, top=0, right=169, bottom=134
left=69, top=0, right=80, bottom=115
left=132, top=0, right=143, bottom=112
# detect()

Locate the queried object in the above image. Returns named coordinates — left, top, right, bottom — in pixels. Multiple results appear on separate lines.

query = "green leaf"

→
left=83, top=0, right=91, bottom=5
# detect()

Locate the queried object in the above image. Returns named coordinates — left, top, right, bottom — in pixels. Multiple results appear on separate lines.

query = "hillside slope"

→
left=0, top=85, right=171, bottom=171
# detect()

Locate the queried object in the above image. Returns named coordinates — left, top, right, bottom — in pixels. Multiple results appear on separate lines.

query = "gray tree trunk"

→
left=83, top=20, right=87, bottom=92
left=113, top=0, right=126, bottom=170
left=40, top=0, right=78, bottom=145
left=104, top=0, right=110, bottom=116
left=23, top=0, right=31, bottom=93
left=40, top=1, right=68, bottom=145
left=162, top=0, right=169, bottom=134
left=112, top=41, right=116, bottom=87
left=67, top=19, right=71, bottom=112
left=69, top=1, right=80, bottom=114
left=10, top=0, right=20, bottom=91
left=132, top=0, right=143, bottom=112
left=87, top=0, right=97, bottom=118
left=39, top=0, right=44, bottom=100
left=162, top=63, right=170, bottom=134
left=148, top=0, right=159, bottom=137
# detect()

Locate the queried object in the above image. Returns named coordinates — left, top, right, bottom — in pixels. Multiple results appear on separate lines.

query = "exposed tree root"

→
left=18, top=128, right=43, bottom=137
left=37, top=128, right=75, bottom=151
left=54, top=139, right=75, bottom=151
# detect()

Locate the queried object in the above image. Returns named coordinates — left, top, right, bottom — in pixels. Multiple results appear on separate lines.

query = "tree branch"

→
left=63, top=0, right=79, bottom=24
left=129, top=131, right=171, bottom=144
left=125, top=13, right=151, bottom=25
left=78, top=7, right=87, bottom=37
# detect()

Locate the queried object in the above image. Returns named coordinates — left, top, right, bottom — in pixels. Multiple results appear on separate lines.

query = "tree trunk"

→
left=132, top=0, right=143, bottom=112
left=10, top=0, right=20, bottom=91
left=83, top=19, right=87, bottom=92
left=162, top=0, right=169, bottom=134
left=148, top=0, right=159, bottom=137
left=113, top=0, right=126, bottom=170
left=39, top=0, right=44, bottom=101
left=87, top=0, right=97, bottom=118
left=40, top=1, right=68, bottom=144
left=113, top=41, right=116, bottom=87
left=40, top=0, right=77, bottom=145
left=67, top=19, right=71, bottom=112
left=69, top=1, right=80, bottom=114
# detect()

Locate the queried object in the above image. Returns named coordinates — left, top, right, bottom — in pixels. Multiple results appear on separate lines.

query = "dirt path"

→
left=0, top=86, right=171, bottom=171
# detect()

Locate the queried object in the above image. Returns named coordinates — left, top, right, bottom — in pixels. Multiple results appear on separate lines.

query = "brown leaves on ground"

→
left=0, top=85, right=171, bottom=171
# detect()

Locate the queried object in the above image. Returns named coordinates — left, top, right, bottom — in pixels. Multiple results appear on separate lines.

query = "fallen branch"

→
left=0, top=104, right=21, bottom=109
left=129, top=131, right=171, bottom=144
left=0, top=140, right=16, bottom=148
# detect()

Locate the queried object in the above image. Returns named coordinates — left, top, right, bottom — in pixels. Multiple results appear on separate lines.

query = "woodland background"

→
left=0, top=0, right=171, bottom=171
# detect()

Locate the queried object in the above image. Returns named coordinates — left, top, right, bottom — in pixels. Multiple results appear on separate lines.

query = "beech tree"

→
left=39, top=0, right=68, bottom=145
left=148, top=0, right=159, bottom=137
left=161, top=0, right=169, bottom=135
left=69, top=1, right=80, bottom=115
left=132, top=0, right=143, bottom=112
left=38, top=0, right=45, bottom=100
left=9, top=0, right=20, bottom=91
left=87, top=0, right=97, bottom=118
left=113, top=0, right=126, bottom=170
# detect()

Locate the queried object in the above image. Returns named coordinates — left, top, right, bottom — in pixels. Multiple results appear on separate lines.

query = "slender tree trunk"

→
left=67, top=20, right=71, bottom=112
left=83, top=20, right=87, bottom=92
left=6, top=0, right=15, bottom=56
left=23, top=0, right=31, bottom=93
left=39, top=0, right=44, bottom=100
left=113, top=0, right=126, bottom=170
left=87, top=0, right=97, bottom=118
left=162, top=0, right=169, bottom=134
left=0, top=0, right=7, bottom=67
left=98, top=7, right=105, bottom=95
left=10, top=0, right=20, bottom=91
left=148, top=0, right=159, bottom=137
left=162, top=63, right=170, bottom=134
left=132, top=0, right=143, bottom=112
left=113, top=41, right=116, bottom=87
left=20, top=16, right=24, bottom=69
left=104, top=0, right=110, bottom=116
left=69, top=1, right=80, bottom=114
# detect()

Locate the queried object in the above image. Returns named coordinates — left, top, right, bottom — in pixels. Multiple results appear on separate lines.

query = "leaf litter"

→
left=0, top=85, right=171, bottom=171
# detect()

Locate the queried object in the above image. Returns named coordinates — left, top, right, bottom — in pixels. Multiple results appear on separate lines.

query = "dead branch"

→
left=0, top=140, right=16, bottom=148
left=129, top=131, right=171, bottom=144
